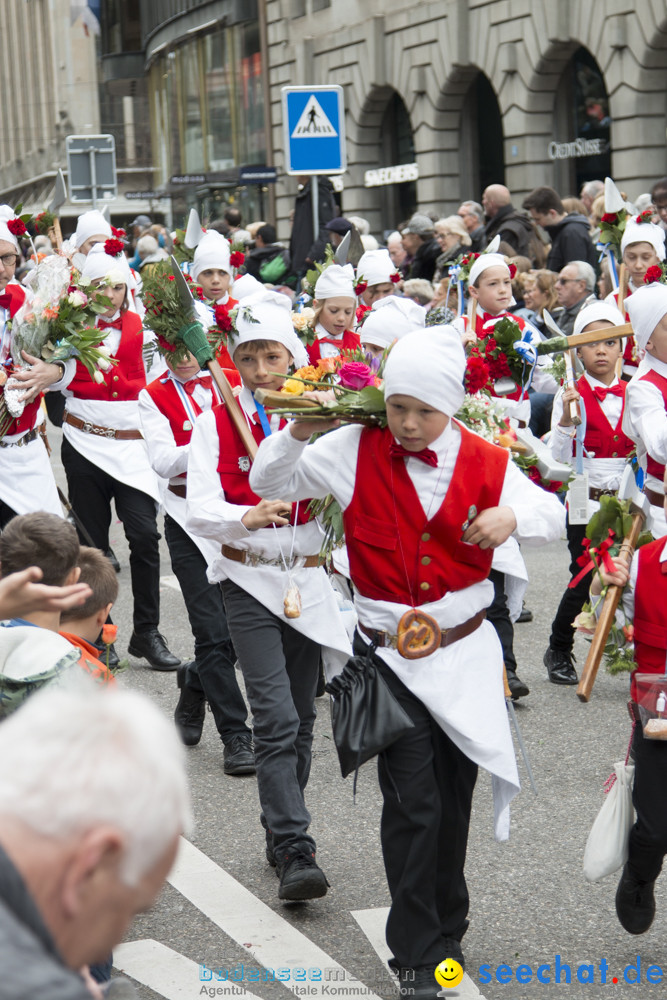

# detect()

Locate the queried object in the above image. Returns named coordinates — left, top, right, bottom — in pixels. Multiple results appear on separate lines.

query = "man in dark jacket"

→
left=482, top=185, right=539, bottom=261
left=244, top=224, right=291, bottom=285
left=522, top=186, right=598, bottom=274
left=289, top=176, right=337, bottom=282
left=401, top=213, right=440, bottom=281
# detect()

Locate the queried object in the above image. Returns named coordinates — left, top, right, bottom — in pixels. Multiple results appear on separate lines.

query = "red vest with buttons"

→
left=343, top=421, right=508, bottom=604
left=577, top=376, right=633, bottom=459
left=632, top=538, right=667, bottom=700
left=214, top=403, right=312, bottom=525
left=638, top=367, right=667, bottom=480
left=67, top=311, right=145, bottom=401
left=474, top=310, right=528, bottom=402
left=307, top=329, right=360, bottom=365
left=1, top=284, right=43, bottom=435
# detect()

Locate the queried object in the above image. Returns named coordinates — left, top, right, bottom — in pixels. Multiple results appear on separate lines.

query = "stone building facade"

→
left=266, top=0, right=667, bottom=235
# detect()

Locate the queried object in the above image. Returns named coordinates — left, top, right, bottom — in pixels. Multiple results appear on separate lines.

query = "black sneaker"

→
left=128, top=628, right=181, bottom=671
left=223, top=733, right=256, bottom=775
left=276, top=843, right=329, bottom=900
left=544, top=647, right=578, bottom=685
left=516, top=603, right=533, bottom=623
left=616, top=863, right=656, bottom=934
left=174, top=663, right=206, bottom=747
left=505, top=668, right=529, bottom=699
left=397, top=966, right=441, bottom=999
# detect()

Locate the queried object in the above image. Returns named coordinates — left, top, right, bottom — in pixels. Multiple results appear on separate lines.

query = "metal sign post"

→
left=66, top=134, right=117, bottom=207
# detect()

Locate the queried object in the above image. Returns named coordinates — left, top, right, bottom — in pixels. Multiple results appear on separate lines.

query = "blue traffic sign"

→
left=281, top=86, right=346, bottom=175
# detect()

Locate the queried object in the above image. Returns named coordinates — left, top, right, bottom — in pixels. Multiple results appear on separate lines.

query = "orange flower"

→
left=101, top=623, right=118, bottom=645
left=292, top=365, right=321, bottom=382
left=317, top=356, right=340, bottom=374
left=43, top=306, right=59, bottom=320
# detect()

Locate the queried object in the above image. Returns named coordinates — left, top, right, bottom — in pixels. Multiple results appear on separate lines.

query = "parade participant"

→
left=58, top=242, right=180, bottom=671
left=192, top=230, right=238, bottom=371
left=606, top=216, right=666, bottom=376
left=0, top=205, right=64, bottom=526
left=69, top=209, right=112, bottom=271
left=185, top=288, right=351, bottom=901
left=591, top=466, right=667, bottom=935
left=355, top=248, right=400, bottom=326
left=138, top=345, right=255, bottom=773
left=544, top=302, right=630, bottom=685
left=249, top=327, right=564, bottom=997
left=306, top=263, right=359, bottom=364
left=359, top=294, right=425, bottom=358
left=624, top=281, right=667, bottom=539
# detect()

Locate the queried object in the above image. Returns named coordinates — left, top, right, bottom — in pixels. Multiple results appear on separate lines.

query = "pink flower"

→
left=338, top=361, right=376, bottom=390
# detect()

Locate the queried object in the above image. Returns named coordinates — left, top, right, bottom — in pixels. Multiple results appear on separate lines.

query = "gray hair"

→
left=580, top=180, right=604, bottom=200
left=569, top=260, right=596, bottom=292
left=0, top=683, right=191, bottom=885
left=459, top=201, right=483, bottom=223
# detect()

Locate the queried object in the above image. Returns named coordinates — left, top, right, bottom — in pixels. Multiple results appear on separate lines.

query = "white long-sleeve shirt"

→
left=623, top=354, right=667, bottom=536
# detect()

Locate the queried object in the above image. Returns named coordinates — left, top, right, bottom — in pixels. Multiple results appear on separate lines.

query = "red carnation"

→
left=111, top=226, right=126, bottom=239
left=644, top=265, right=663, bottom=285
left=184, top=272, right=193, bottom=282
left=230, top=251, right=245, bottom=268
left=484, top=336, right=497, bottom=354
left=461, top=254, right=471, bottom=266
left=636, top=209, right=654, bottom=224
left=601, top=212, right=618, bottom=224
left=214, top=305, right=233, bottom=332
left=508, top=263, right=517, bottom=279
left=472, top=253, right=480, bottom=260
left=465, top=354, right=490, bottom=394
left=354, top=281, right=368, bottom=296
left=7, top=218, right=27, bottom=237
left=104, top=238, right=124, bottom=257
left=157, top=334, right=177, bottom=353
left=390, top=272, right=401, bottom=283
left=168, top=275, right=175, bottom=282
left=196, top=285, right=204, bottom=299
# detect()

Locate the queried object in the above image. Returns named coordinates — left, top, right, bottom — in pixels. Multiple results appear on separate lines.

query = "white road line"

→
left=114, top=940, right=263, bottom=999
left=160, top=574, right=183, bottom=593
left=351, top=907, right=486, bottom=1000
left=166, top=837, right=382, bottom=999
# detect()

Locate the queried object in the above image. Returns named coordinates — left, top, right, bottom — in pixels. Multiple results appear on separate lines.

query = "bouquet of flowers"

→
left=141, top=260, right=211, bottom=363
left=291, top=306, right=317, bottom=347
left=597, top=210, right=628, bottom=264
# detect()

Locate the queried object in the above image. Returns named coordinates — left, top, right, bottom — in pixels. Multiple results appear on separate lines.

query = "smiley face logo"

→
left=434, top=958, right=464, bottom=989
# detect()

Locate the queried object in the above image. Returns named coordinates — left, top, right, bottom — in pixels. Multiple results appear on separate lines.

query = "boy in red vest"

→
left=138, top=345, right=254, bottom=774
left=544, top=301, right=632, bottom=684
left=592, top=466, right=667, bottom=936
left=185, top=288, right=351, bottom=901
left=249, top=327, right=564, bottom=997
left=625, top=281, right=667, bottom=539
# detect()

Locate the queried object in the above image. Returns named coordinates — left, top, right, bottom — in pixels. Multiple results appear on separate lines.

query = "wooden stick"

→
left=467, top=295, right=478, bottom=336
left=564, top=350, right=582, bottom=426
left=253, top=388, right=319, bottom=410
left=207, top=359, right=259, bottom=461
left=503, top=664, right=512, bottom=700
left=576, top=514, right=644, bottom=703
left=618, top=262, right=628, bottom=318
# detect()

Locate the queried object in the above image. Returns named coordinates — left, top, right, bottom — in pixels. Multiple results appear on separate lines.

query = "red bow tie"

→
left=184, top=375, right=213, bottom=395
left=592, top=384, right=623, bottom=402
left=0, top=292, right=12, bottom=311
left=98, top=317, right=123, bottom=331
left=319, top=336, right=345, bottom=347
left=389, top=442, right=438, bottom=467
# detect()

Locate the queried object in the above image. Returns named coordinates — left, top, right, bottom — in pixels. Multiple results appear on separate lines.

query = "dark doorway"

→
left=379, top=92, right=417, bottom=227
left=552, top=47, right=611, bottom=195
left=460, top=73, right=505, bottom=200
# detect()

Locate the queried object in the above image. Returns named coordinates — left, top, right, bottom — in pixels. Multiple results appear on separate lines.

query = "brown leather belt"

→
left=358, top=609, right=486, bottom=651
left=0, top=427, right=39, bottom=449
left=221, top=544, right=320, bottom=569
left=644, top=487, right=665, bottom=507
left=168, top=484, right=187, bottom=498
left=589, top=487, right=617, bottom=501
left=64, top=412, right=143, bottom=440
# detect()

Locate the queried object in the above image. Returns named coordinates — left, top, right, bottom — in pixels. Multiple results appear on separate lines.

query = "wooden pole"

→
left=618, top=263, right=629, bottom=318
left=564, top=350, right=582, bottom=426
left=207, top=359, right=259, bottom=461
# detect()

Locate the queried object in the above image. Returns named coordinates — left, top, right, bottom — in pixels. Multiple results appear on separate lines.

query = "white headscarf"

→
left=356, top=249, right=398, bottom=287
left=191, top=231, right=231, bottom=281
left=621, top=219, right=666, bottom=262
left=232, top=273, right=264, bottom=300
left=230, top=289, right=308, bottom=368
left=469, top=253, right=509, bottom=287
left=74, top=210, right=112, bottom=249
left=0, top=205, right=19, bottom=251
left=314, top=263, right=355, bottom=301
left=626, top=283, right=667, bottom=351
left=383, top=326, right=466, bottom=416
left=573, top=301, right=625, bottom=338
left=361, top=296, right=426, bottom=349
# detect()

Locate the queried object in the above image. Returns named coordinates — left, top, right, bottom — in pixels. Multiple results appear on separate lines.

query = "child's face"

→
left=198, top=268, right=231, bottom=301
left=166, top=350, right=201, bottom=381
left=470, top=266, right=513, bottom=315
left=80, top=235, right=109, bottom=256
left=623, top=242, right=660, bottom=287
left=577, top=322, right=622, bottom=382
left=646, top=312, right=667, bottom=364
left=386, top=394, right=449, bottom=451
left=363, top=283, right=394, bottom=307
left=95, top=281, right=126, bottom=317
left=316, top=297, right=355, bottom=336
left=361, top=341, right=384, bottom=359
left=233, top=342, right=292, bottom=393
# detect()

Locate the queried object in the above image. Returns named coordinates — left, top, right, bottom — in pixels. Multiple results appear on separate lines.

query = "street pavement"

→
left=48, top=432, right=666, bottom=1000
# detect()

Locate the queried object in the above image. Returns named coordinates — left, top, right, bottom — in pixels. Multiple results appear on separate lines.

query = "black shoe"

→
left=106, top=548, right=121, bottom=573
left=174, top=663, right=205, bottom=747
left=517, top=603, right=533, bottom=623
left=93, top=637, right=120, bottom=670
left=397, top=948, right=465, bottom=999
left=128, top=629, right=181, bottom=671
left=544, top=647, right=578, bottom=685
left=616, top=863, right=656, bottom=934
left=276, top=842, right=329, bottom=901
left=506, top=668, right=529, bottom=699
left=223, top=733, right=256, bottom=775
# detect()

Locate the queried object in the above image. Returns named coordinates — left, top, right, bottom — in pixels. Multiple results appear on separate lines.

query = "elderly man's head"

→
left=457, top=201, right=484, bottom=234
left=482, top=185, right=512, bottom=220
left=0, top=685, right=190, bottom=969
left=386, top=231, right=407, bottom=269
left=555, top=261, right=596, bottom=309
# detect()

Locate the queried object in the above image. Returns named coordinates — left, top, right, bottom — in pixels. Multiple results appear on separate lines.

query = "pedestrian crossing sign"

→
left=282, top=86, right=346, bottom=175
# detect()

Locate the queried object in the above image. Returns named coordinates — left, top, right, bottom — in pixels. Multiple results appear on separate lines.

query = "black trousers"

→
left=549, top=521, right=589, bottom=653
left=629, top=723, right=667, bottom=883
left=486, top=568, right=517, bottom=673
left=164, top=514, right=250, bottom=742
left=354, top=637, right=478, bottom=970
left=61, top=436, right=160, bottom=632
left=0, top=500, right=17, bottom=531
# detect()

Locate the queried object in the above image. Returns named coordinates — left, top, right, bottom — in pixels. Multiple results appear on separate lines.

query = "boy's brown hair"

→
left=60, top=547, right=119, bottom=623
left=0, top=512, right=79, bottom=587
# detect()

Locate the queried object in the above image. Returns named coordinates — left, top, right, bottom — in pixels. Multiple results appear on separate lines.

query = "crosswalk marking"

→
left=160, top=574, right=182, bottom=593
left=114, top=940, right=263, bottom=1000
